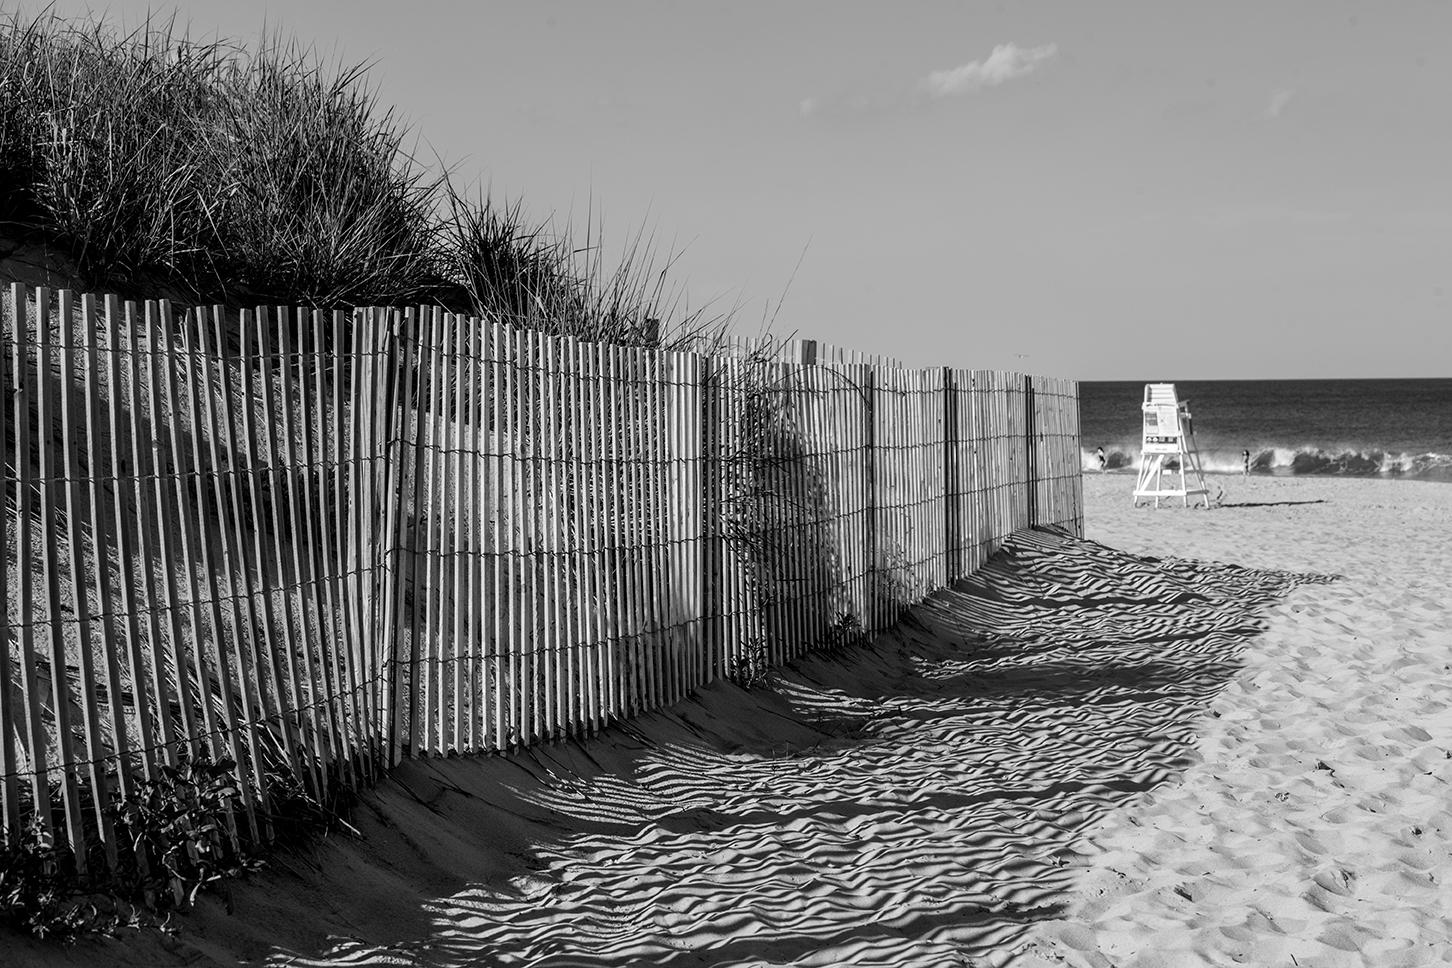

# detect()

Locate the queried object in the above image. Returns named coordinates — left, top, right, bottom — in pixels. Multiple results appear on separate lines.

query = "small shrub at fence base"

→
left=823, top=612, right=862, bottom=649
left=727, top=612, right=860, bottom=689
left=261, top=765, right=361, bottom=850
left=728, top=638, right=772, bottom=691
left=0, top=749, right=360, bottom=941
left=109, top=752, right=262, bottom=914
left=0, top=818, right=97, bottom=941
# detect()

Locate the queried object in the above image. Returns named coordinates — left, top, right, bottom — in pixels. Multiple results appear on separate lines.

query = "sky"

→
left=21, top=1, right=1452, bottom=380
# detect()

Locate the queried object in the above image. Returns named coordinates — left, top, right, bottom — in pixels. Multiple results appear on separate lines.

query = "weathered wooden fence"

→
left=0, top=284, right=1082, bottom=875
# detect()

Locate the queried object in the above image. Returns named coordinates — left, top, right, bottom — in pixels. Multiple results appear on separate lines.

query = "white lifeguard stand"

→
left=1133, top=383, right=1210, bottom=508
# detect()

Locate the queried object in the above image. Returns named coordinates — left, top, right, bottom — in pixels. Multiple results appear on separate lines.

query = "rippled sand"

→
left=14, top=474, right=1451, bottom=967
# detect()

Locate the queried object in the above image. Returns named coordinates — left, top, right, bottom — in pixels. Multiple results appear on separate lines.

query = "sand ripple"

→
left=249, top=527, right=1329, bottom=968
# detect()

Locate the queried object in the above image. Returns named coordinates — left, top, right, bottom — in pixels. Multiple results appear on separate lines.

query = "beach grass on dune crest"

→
left=439, top=184, right=736, bottom=347
left=0, top=9, right=732, bottom=345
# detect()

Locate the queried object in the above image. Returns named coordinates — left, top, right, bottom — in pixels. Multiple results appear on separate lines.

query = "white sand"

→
left=1015, top=473, right=1452, bottom=968
left=10, top=473, right=1451, bottom=967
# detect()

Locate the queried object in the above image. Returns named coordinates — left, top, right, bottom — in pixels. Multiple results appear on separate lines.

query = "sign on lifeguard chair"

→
left=1133, top=383, right=1210, bottom=508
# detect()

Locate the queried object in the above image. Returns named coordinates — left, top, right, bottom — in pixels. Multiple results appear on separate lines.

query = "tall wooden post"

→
left=1024, top=374, right=1038, bottom=528
left=699, top=355, right=723, bottom=678
left=861, top=365, right=877, bottom=631
left=386, top=308, right=426, bottom=764
left=943, top=367, right=958, bottom=582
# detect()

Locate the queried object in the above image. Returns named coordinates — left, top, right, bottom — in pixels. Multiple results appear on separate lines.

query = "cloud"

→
left=798, top=41, right=1057, bottom=120
left=1265, top=88, right=1295, bottom=119
left=917, top=42, right=1059, bottom=99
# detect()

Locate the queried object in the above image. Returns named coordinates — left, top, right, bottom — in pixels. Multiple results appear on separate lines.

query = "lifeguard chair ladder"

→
left=1133, top=383, right=1210, bottom=508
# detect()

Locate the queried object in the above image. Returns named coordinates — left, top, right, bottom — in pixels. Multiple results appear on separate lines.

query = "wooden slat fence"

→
left=1, top=284, right=1083, bottom=876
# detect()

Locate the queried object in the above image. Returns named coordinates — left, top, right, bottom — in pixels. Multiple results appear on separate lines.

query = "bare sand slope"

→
left=9, top=507, right=1338, bottom=967
left=1013, top=474, right=1452, bottom=967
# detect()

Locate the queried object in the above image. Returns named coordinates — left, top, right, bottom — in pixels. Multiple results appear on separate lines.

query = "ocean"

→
left=1078, top=378, right=1452, bottom=482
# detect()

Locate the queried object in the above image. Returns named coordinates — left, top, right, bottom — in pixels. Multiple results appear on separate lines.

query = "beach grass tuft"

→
left=0, top=9, right=730, bottom=343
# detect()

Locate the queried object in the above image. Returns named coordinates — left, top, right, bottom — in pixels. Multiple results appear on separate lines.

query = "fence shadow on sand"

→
left=211, top=527, right=1340, bottom=968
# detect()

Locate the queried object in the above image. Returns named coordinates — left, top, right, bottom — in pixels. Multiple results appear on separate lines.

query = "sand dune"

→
left=10, top=473, right=1449, bottom=967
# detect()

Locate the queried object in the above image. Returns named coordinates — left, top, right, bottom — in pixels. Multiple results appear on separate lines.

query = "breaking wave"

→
left=1081, top=445, right=1452, bottom=481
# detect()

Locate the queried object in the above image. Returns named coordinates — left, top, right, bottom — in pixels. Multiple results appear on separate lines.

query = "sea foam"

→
left=1080, top=445, right=1452, bottom=481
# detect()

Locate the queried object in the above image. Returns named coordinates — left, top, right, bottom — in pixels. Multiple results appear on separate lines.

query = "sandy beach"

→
left=9, top=472, right=1451, bottom=967
left=1017, top=473, right=1452, bottom=967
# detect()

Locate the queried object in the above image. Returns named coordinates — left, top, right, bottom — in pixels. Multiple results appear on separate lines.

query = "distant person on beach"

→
left=1242, top=449, right=1251, bottom=478
left=1096, top=447, right=1107, bottom=473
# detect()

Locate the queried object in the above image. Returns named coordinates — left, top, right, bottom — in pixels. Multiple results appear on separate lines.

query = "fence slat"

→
left=0, top=287, right=18, bottom=841
left=356, top=307, right=385, bottom=770
left=547, top=336, right=570, bottom=734
left=441, top=315, right=461, bottom=751
left=203, top=306, right=272, bottom=835
left=238, top=308, right=300, bottom=791
left=501, top=323, right=521, bottom=745
left=79, top=294, right=134, bottom=853
left=461, top=315, right=479, bottom=752
left=275, top=306, right=332, bottom=786
left=256, top=308, right=318, bottom=796
left=355, top=307, right=383, bottom=772
left=384, top=307, right=420, bottom=763
left=583, top=341, right=607, bottom=729
left=642, top=347, right=657, bottom=706
left=406, top=307, right=435, bottom=754
left=103, top=298, right=157, bottom=793
left=154, top=300, right=210, bottom=775
left=335, top=309, right=370, bottom=778
left=59, top=291, right=120, bottom=868
left=521, top=330, right=539, bottom=741
left=178, top=307, right=248, bottom=847
left=0, top=287, right=15, bottom=841
left=13, top=287, right=53, bottom=839
left=139, top=303, right=195, bottom=777
left=602, top=345, right=621, bottom=717
left=696, top=355, right=714, bottom=685
left=421, top=308, right=446, bottom=755
left=313, top=305, right=349, bottom=774
left=622, top=346, right=643, bottom=715
left=340, top=310, right=365, bottom=773
left=189, top=308, right=262, bottom=841
left=487, top=321, right=505, bottom=748
left=569, top=339, right=584, bottom=728
left=308, top=310, right=353, bottom=784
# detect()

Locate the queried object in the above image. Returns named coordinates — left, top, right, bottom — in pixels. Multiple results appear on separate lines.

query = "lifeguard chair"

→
left=1133, top=383, right=1210, bottom=508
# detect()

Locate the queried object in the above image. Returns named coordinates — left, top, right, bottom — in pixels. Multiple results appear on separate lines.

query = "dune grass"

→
left=0, top=9, right=731, bottom=345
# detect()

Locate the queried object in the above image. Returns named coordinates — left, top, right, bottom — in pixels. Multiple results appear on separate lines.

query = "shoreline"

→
left=1086, top=467, right=1452, bottom=486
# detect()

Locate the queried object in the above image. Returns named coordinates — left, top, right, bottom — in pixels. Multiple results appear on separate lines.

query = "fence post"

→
left=384, top=308, right=422, bottom=764
left=1073, top=380, right=1086, bottom=538
left=699, top=355, right=722, bottom=679
left=1024, top=373, right=1038, bottom=528
left=861, top=364, right=877, bottom=631
left=943, top=366, right=957, bottom=583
